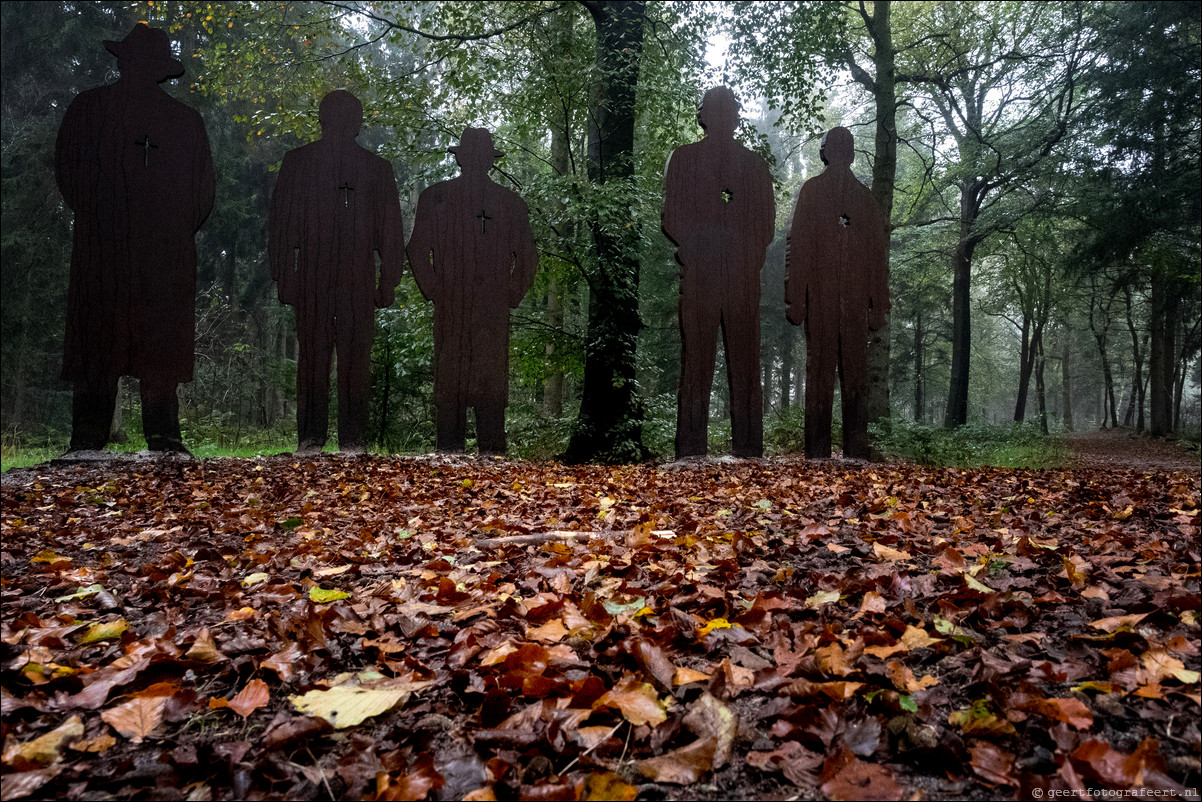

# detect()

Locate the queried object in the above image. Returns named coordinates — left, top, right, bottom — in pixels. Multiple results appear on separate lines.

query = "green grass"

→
left=870, top=419, right=1068, bottom=469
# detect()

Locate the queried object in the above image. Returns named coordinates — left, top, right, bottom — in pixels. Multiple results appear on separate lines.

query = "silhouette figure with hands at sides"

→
left=269, top=90, right=405, bottom=454
left=662, top=86, right=775, bottom=459
left=406, top=128, right=537, bottom=455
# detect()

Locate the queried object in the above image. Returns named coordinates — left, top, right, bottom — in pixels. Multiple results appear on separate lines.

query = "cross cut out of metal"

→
left=839, top=214, right=851, bottom=227
left=721, top=188, right=733, bottom=204
left=135, top=134, right=157, bottom=167
left=476, top=208, right=492, bottom=234
left=339, top=181, right=354, bottom=208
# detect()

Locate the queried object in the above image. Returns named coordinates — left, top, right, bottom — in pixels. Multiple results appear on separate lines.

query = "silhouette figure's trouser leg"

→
left=141, top=378, right=184, bottom=451
left=435, top=399, right=467, bottom=453
left=839, top=324, right=870, bottom=459
left=677, top=295, right=720, bottom=458
left=475, top=398, right=507, bottom=455
left=721, top=306, right=764, bottom=458
left=335, top=311, right=372, bottom=452
left=70, top=377, right=118, bottom=451
left=296, top=310, right=333, bottom=452
left=805, top=318, right=837, bottom=459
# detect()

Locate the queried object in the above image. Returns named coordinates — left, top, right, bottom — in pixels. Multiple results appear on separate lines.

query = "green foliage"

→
left=870, top=419, right=1066, bottom=469
left=764, top=405, right=806, bottom=456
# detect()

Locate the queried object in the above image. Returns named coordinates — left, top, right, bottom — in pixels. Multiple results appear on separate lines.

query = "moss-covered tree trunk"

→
left=563, top=0, right=649, bottom=464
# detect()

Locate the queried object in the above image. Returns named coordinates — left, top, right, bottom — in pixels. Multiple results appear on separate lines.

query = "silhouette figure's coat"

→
left=269, top=90, right=405, bottom=453
left=406, top=128, right=537, bottom=454
left=786, top=127, right=889, bottom=459
left=662, top=87, right=775, bottom=459
left=55, top=24, right=215, bottom=452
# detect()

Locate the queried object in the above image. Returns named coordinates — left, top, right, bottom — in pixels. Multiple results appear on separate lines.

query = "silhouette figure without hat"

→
left=406, top=128, right=537, bottom=454
left=55, top=24, right=215, bottom=453
left=786, top=127, right=889, bottom=460
left=269, top=90, right=405, bottom=454
left=662, top=87, right=775, bottom=459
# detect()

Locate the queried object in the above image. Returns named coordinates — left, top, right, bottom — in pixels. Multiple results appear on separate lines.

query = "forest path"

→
left=1063, top=426, right=1200, bottom=473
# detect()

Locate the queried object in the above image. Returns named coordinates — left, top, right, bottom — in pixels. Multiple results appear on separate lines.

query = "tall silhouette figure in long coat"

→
left=56, top=24, right=215, bottom=453
left=786, top=127, right=889, bottom=459
left=662, top=86, right=775, bottom=459
left=406, top=128, right=537, bottom=454
left=269, top=90, right=405, bottom=454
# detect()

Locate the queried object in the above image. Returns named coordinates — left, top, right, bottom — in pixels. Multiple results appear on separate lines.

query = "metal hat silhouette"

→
left=104, top=23, right=184, bottom=81
left=448, top=127, right=505, bottom=160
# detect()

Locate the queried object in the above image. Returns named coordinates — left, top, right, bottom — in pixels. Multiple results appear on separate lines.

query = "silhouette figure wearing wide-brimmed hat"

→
left=663, top=86, right=775, bottom=459
left=55, top=23, right=215, bottom=453
left=269, top=90, right=405, bottom=454
left=406, top=127, right=537, bottom=454
left=786, top=127, right=889, bottom=460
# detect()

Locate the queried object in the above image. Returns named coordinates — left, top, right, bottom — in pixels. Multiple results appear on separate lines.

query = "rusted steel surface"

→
left=269, top=90, right=405, bottom=454
left=406, top=128, right=538, bottom=454
left=663, top=87, right=775, bottom=459
left=56, top=24, right=215, bottom=452
left=786, top=127, right=890, bottom=460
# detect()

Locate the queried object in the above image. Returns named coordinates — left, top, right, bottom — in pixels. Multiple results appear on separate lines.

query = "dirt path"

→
left=1063, top=427, right=1200, bottom=473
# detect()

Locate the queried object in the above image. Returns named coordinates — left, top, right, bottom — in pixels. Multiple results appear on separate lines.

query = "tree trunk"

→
left=1035, top=329, right=1048, bottom=434
left=914, top=308, right=924, bottom=423
left=778, top=325, right=793, bottom=409
left=563, top=0, right=649, bottom=464
left=944, top=187, right=979, bottom=428
left=1148, top=271, right=1176, bottom=436
left=863, top=0, right=896, bottom=429
left=1014, top=316, right=1032, bottom=422
left=1060, top=333, right=1073, bottom=431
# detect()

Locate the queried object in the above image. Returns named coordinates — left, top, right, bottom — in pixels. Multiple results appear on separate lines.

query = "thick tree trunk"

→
left=864, top=0, right=896, bottom=429
left=1148, top=272, right=1176, bottom=436
left=944, top=193, right=978, bottom=428
left=563, top=0, right=648, bottom=464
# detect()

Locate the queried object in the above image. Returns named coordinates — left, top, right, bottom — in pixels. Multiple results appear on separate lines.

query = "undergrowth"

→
left=871, top=419, right=1068, bottom=468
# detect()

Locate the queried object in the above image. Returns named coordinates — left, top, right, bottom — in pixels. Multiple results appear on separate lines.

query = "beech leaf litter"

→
left=1, top=452, right=1198, bottom=800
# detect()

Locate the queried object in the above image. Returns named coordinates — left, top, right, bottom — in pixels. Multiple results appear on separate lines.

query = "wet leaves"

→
left=0, top=454, right=1198, bottom=799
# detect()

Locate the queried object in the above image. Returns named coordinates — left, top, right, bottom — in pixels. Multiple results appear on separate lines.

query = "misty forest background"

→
left=1, top=0, right=1199, bottom=464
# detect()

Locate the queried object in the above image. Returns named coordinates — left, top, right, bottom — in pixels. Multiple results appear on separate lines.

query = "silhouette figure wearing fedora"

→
left=56, top=24, right=215, bottom=453
left=406, top=128, right=537, bottom=454
left=269, top=90, right=405, bottom=454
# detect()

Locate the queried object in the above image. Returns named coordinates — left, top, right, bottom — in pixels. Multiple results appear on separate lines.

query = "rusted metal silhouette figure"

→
left=269, top=90, right=405, bottom=454
left=662, top=87, right=775, bottom=459
left=406, top=128, right=537, bottom=454
left=55, top=24, right=215, bottom=453
left=786, top=127, right=889, bottom=459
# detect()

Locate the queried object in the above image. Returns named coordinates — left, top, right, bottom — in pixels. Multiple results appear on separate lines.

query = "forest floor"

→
left=1, top=431, right=1199, bottom=801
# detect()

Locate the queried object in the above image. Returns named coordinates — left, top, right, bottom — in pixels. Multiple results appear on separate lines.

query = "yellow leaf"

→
left=31, top=550, right=71, bottom=565
left=873, top=542, right=911, bottom=562
left=80, top=619, right=129, bottom=644
left=595, top=677, right=666, bottom=727
left=964, top=573, right=994, bottom=593
left=290, top=678, right=428, bottom=729
left=309, top=587, right=349, bottom=603
left=2, top=716, right=83, bottom=769
left=698, top=618, right=733, bottom=636
left=242, top=572, right=269, bottom=587
left=805, top=590, right=841, bottom=608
